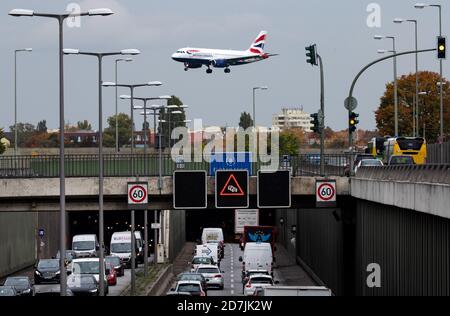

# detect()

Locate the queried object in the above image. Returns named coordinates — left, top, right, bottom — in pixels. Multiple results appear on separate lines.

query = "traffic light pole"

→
left=347, top=48, right=436, bottom=175
left=318, top=54, right=325, bottom=176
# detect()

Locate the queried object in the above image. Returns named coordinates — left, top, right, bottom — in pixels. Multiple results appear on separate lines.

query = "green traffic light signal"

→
left=437, top=36, right=446, bottom=59
left=349, top=112, right=359, bottom=133
left=305, top=44, right=318, bottom=66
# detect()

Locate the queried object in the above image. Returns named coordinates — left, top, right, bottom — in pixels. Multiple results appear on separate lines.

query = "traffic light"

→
left=437, top=36, right=446, bottom=59
left=310, top=113, right=320, bottom=133
left=349, top=112, right=359, bottom=133
left=305, top=44, right=318, bottom=66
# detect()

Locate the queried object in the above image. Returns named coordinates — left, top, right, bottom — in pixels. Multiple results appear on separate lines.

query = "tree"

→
left=375, top=71, right=450, bottom=143
left=36, top=120, right=47, bottom=133
left=9, top=122, right=36, bottom=147
left=77, top=120, right=92, bottom=130
left=103, top=113, right=132, bottom=148
left=0, top=128, right=6, bottom=154
left=159, top=96, right=186, bottom=146
left=239, top=112, right=253, bottom=130
left=279, top=131, right=300, bottom=156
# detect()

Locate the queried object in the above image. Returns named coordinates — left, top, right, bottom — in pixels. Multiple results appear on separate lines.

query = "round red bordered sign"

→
left=317, top=183, right=336, bottom=201
left=129, top=185, right=147, bottom=203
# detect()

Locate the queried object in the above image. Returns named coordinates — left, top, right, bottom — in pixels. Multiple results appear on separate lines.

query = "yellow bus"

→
left=383, top=137, right=427, bottom=165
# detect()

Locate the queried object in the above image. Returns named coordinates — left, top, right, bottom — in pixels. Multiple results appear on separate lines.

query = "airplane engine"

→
left=186, top=63, right=202, bottom=69
left=211, top=59, right=228, bottom=68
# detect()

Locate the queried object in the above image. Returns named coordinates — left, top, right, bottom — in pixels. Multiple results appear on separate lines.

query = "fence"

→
left=0, top=154, right=352, bottom=178
left=427, top=142, right=450, bottom=164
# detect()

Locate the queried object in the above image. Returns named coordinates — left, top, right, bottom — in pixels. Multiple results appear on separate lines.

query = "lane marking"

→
left=231, top=290, right=234, bottom=295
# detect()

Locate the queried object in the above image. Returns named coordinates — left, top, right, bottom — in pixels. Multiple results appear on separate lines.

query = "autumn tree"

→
left=279, top=130, right=300, bottom=156
left=375, top=71, right=450, bottom=143
left=0, top=128, right=6, bottom=154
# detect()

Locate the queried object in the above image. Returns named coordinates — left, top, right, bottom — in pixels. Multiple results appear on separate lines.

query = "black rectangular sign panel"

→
left=173, top=170, right=207, bottom=209
left=257, top=170, right=291, bottom=208
left=215, top=170, right=249, bottom=209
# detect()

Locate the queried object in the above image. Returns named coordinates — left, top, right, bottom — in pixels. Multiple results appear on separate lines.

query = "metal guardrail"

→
left=0, top=154, right=352, bottom=178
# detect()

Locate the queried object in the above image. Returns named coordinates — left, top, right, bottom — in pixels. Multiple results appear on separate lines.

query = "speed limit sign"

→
left=316, top=180, right=337, bottom=208
left=128, top=182, right=148, bottom=210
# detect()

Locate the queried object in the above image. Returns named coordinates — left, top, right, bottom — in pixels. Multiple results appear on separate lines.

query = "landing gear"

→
left=224, top=68, right=231, bottom=73
left=184, top=67, right=188, bottom=71
left=184, top=63, right=189, bottom=71
left=206, top=68, right=213, bottom=74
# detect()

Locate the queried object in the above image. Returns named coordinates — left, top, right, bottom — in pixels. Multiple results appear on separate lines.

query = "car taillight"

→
left=200, top=291, right=206, bottom=296
left=214, top=274, right=222, bottom=278
left=246, top=283, right=252, bottom=288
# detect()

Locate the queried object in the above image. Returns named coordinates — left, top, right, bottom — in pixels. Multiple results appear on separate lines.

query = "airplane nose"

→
left=171, top=53, right=178, bottom=60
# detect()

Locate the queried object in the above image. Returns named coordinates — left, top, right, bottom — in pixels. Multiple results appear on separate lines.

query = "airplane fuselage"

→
left=172, top=48, right=262, bottom=68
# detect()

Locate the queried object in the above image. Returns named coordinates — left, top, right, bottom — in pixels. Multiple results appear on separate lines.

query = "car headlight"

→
left=35, top=270, right=41, bottom=275
left=23, top=289, right=31, bottom=294
left=56, top=271, right=60, bottom=275
left=89, top=289, right=98, bottom=293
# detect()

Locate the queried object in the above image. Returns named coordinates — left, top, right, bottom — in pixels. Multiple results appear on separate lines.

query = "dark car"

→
left=177, top=273, right=207, bottom=295
left=388, top=155, right=415, bottom=166
left=34, top=259, right=61, bottom=284
left=105, top=256, right=125, bottom=277
left=67, top=274, right=99, bottom=296
left=4, top=276, right=34, bottom=296
left=34, top=284, right=74, bottom=296
left=0, top=286, right=17, bottom=296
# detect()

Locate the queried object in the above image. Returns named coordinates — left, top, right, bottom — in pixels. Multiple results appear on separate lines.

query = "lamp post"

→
left=375, top=35, right=398, bottom=136
left=394, top=18, right=419, bottom=136
left=9, top=7, right=113, bottom=296
left=64, top=49, right=140, bottom=296
left=415, top=3, right=445, bottom=148
left=114, top=58, right=133, bottom=152
left=252, top=86, right=268, bottom=130
left=14, top=48, right=32, bottom=155
left=103, top=81, right=161, bottom=296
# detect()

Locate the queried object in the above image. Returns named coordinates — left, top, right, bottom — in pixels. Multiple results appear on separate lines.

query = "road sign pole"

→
left=154, top=210, right=157, bottom=264
left=318, top=54, right=325, bottom=176
left=144, top=210, right=148, bottom=276
left=131, top=209, right=135, bottom=296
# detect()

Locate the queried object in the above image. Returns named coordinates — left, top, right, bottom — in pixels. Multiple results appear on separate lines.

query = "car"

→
left=105, top=256, right=125, bottom=277
left=0, top=286, right=17, bottom=296
left=344, top=154, right=375, bottom=175
left=70, top=258, right=109, bottom=295
left=242, top=269, right=270, bottom=284
left=243, top=274, right=276, bottom=296
left=67, top=274, right=99, bottom=296
left=34, top=284, right=74, bottom=296
left=3, top=276, right=34, bottom=296
left=171, top=280, right=205, bottom=297
left=388, top=155, right=415, bottom=165
left=177, top=272, right=208, bottom=295
left=106, top=262, right=117, bottom=286
left=195, top=264, right=224, bottom=289
left=354, top=158, right=384, bottom=173
left=165, top=291, right=192, bottom=296
left=190, top=256, right=216, bottom=272
left=34, top=259, right=61, bottom=284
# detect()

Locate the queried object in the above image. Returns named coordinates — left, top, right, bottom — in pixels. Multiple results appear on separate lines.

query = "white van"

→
left=72, top=234, right=99, bottom=258
left=239, top=242, right=273, bottom=276
left=110, top=231, right=138, bottom=268
left=201, top=228, right=224, bottom=259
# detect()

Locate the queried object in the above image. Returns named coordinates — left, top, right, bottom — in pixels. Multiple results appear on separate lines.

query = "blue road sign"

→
left=38, top=229, right=45, bottom=237
left=209, top=152, right=253, bottom=176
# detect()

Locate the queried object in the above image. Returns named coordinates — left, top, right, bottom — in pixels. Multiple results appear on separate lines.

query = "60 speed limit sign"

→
left=316, top=180, right=337, bottom=208
left=128, top=182, right=148, bottom=210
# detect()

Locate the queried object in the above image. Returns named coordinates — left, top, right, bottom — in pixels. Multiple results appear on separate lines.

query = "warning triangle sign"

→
left=220, top=174, right=245, bottom=196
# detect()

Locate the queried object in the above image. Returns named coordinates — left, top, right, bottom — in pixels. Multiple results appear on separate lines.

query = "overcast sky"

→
left=0, top=0, right=448, bottom=132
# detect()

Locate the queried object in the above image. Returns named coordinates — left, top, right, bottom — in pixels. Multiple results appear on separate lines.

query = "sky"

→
left=0, top=0, right=449, bottom=132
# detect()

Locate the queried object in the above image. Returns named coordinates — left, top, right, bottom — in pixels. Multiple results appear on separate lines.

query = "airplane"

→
left=171, top=31, right=278, bottom=74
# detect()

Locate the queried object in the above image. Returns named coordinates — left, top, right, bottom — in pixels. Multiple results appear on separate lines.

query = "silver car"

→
left=195, top=264, right=224, bottom=289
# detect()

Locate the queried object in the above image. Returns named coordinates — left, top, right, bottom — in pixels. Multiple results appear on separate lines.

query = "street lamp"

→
left=9, top=7, right=113, bottom=296
left=63, top=48, right=140, bottom=296
left=374, top=35, right=399, bottom=136
left=115, top=58, right=133, bottom=152
left=252, top=86, right=268, bottom=130
left=415, top=3, right=445, bottom=145
left=394, top=18, right=419, bottom=136
left=14, top=48, right=32, bottom=155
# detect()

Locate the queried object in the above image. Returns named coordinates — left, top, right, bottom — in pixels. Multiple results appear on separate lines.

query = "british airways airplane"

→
left=171, top=31, right=277, bottom=74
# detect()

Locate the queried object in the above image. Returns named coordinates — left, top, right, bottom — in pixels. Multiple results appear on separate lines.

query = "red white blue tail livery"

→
left=171, top=31, right=277, bottom=73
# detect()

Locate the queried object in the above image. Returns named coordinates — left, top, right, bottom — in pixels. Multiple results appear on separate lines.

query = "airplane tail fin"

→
left=247, top=31, right=267, bottom=55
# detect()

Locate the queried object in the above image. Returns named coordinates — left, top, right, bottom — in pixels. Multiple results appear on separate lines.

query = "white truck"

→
left=262, top=286, right=332, bottom=296
left=196, top=244, right=219, bottom=266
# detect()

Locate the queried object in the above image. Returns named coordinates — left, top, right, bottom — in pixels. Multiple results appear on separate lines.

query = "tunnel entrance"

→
left=185, top=209, right=276, bottom=243
left=68, top=211, right=157, bottom=255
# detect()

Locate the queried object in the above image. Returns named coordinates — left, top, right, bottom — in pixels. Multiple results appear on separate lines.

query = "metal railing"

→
left=0, top=154, right=352, bottom=178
